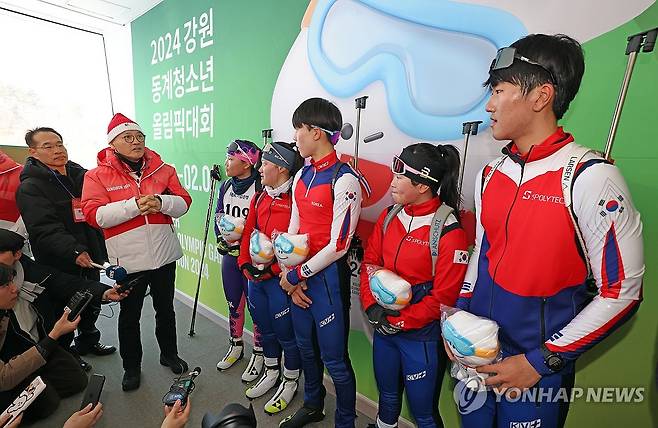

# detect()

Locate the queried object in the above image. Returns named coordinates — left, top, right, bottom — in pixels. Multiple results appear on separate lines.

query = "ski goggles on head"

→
left=262, top=142, right=291, bottom=167
left=312, top=125, right=340, bottom=145
left=391, top=155, right=439, bottom=183
left=227, top=140, right=260, bottom=165
left=490, top=47, right=557, bottom=85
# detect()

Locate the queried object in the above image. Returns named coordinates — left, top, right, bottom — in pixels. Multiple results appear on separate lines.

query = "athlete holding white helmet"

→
left=360, top=143, right=469, bottom=428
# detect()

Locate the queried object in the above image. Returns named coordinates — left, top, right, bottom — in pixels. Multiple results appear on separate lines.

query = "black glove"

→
left=216, top=237, right=230, bottom=256
left=366, top=305, right=401, bottom=335
left=241, top=264, right=273, bottom=281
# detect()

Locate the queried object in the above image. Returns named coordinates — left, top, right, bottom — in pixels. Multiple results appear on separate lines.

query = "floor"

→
left=30, top=298, right=373, bottom=427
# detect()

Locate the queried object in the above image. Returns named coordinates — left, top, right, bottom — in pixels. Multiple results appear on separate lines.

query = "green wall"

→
left=132, top=2, right=657, bottom=426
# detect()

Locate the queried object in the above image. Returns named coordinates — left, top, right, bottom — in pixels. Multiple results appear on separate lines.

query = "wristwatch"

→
left=541, top=344, right=564, bottom=372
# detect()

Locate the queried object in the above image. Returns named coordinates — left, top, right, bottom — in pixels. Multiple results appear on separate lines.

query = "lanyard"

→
left=49, top=168, right=77, bottom=199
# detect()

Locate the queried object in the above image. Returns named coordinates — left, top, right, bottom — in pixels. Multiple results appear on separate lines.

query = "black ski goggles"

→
left=490, top=47, right=557, bottom=85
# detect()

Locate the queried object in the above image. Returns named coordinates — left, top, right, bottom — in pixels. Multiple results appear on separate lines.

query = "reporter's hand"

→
left=161, top=399, right=191, bottom=428
left=63, top=402, right=103, bottom=428
left=102, top=287, right=129, bottom=302
left=75, top=252, right=94, bottom=268
left=48, top=309, right=81, bottom=340
left=0, top=412, right=23, bottom=428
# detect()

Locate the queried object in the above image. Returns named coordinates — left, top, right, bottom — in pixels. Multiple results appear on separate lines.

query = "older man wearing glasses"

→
left=81, top=113, right=192, bottom=392
left=16, top=127, right=116, bottom=371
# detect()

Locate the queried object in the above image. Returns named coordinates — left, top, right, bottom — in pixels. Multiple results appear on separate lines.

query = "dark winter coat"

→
left=16, top=158, right=107, bottom=275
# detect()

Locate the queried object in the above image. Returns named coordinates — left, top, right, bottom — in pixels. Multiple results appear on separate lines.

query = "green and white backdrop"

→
left=132, top=1, right=658, bottom=426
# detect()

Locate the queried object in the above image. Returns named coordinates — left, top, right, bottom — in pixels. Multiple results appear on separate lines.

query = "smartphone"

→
left=79, top=374, right=105, bottom=410
left=66, top=291, right=93, bottom=322
left=115, top=275, right=142, bottom=294
left=0, top=376, right=46, bottom=427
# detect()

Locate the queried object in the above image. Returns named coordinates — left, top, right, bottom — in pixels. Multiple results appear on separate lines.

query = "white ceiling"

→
left=0, top=0, right=163, bottom=29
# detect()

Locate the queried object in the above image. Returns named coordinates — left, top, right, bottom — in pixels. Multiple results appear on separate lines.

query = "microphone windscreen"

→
left=106, top=265, right=127, bottom=282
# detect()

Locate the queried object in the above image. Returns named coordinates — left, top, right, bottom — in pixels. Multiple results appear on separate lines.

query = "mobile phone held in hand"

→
left=66, top=291, right=94, bottom=322
left=80, top=374, right=105, bottom=410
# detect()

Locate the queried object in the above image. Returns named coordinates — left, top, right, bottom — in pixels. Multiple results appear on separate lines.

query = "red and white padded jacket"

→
left=81, top=147, right=191, bottom=274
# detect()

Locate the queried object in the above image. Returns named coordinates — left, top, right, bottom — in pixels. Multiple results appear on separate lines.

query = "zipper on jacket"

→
left=263, top=199, right=275, bottom=232
left=540, top=297, right=547, bottom=343
left=304, top=170, right=316, bottom=198
left=137, top=181, right=156, bottom=270
left=9, top=309, right=47, bottom=347
left=489, top=155, right=528, bottom=319
left=392, top=214, right=414, bottom=270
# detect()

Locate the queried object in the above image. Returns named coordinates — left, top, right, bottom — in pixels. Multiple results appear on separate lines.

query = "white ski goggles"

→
left=391, top=156, right=438, bottom=183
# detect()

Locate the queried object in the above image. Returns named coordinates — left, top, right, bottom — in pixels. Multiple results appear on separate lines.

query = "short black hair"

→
left=25, top=127, right=63, bottom=148
left=0, top=229, right=25, bottom=253
left=292, top=98, right=342, bottom=137
left=0, top=264, right=15, bottom=287
left=485, top=34, right=585, bottom=120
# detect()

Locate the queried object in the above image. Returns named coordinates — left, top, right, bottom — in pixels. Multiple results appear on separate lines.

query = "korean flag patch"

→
left=453, top=250, right=469, bottom=265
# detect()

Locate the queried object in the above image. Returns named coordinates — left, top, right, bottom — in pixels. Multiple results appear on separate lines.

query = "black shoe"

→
left=278, top=406, right=325, bottom=428
left=160, top=355, right=189, bottom=375
left=77, top=342, right=117, bottom=357
left=69, top=347, right=92, bottom=372
left=122, top=368, right=141, bottom=391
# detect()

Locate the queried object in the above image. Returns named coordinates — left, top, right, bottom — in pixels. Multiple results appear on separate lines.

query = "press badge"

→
left=72, top=198, right=85, bottom=222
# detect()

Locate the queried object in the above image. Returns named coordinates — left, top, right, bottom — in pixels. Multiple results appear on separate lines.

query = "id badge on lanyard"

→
left=72, top=198, right=85, bottom=223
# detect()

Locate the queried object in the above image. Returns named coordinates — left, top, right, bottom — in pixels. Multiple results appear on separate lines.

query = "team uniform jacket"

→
left=286, top=151, right=362, bottom=285
left=458, top=128, right=644, bottom=375
left=237, top=190, right=292, bottom=277
left=360, top=197, right=469, bottom=338
left=81, top=147, right=191, bottom=274
left=0, top=152, right=22, bottom=231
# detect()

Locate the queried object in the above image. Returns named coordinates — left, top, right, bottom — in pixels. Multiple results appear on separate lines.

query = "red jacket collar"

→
left=505, top=127, right=574, bottom=163
left=403, top=196, right=442, bottom=216
left=97, top=147, right=163, bottom=175
left=310, top=151, right=338, bottom=172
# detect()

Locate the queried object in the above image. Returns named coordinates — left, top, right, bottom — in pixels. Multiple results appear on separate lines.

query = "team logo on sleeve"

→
left=593, top=178, right=627, bottom=235
left=454, top=250, right=470, bottom=264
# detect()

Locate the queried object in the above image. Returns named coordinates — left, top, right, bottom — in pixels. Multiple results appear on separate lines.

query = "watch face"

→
left=547, top=355, right=564, bottom=371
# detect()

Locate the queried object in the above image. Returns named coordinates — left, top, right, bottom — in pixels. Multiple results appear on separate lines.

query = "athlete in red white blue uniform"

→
left=215, top=139, right=264, bottom=383
left=455, top=35, right=644, bottom=428
left=360, top=143, right=468, bottom=428
left=278, top=98, right=360, bottom=428
left=237, top=141, right=304, bottom=414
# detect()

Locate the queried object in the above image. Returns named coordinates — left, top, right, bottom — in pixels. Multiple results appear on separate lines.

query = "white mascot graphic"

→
left=269, top=0, right=654, bottom=339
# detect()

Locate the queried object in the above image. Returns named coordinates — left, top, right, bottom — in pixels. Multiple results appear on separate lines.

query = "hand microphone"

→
left=90, top=262, right=128, bottom=282
left=163, top=366, right=202, bottom=407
